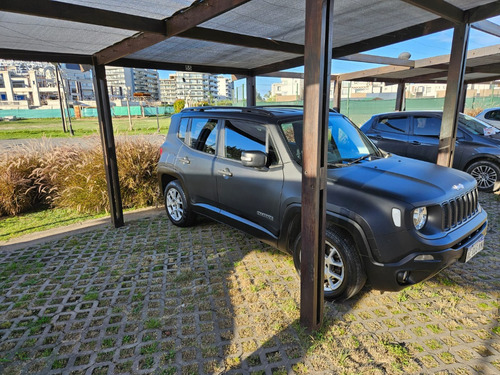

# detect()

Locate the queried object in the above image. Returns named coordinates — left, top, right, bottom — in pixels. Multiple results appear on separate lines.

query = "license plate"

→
left=464, top=235, right=484, bottom=263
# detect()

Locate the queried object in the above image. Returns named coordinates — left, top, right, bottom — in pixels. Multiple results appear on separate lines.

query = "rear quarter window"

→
left=177, top=117, right=189, bottom=143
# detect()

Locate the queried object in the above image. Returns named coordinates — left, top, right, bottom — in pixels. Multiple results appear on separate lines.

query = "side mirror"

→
left=241, top=150, right=267, bottom=168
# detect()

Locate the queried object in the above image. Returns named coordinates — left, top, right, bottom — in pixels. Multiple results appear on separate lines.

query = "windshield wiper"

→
left=346, top=154, right=372, bottom=165
left=327, top=162, right=348, bottom=168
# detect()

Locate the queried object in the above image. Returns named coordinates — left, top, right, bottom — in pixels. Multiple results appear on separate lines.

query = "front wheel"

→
left=466, top=160, right=499, bottom=192
left=164, top=180, right=196, bottom=227
left=292, top=227, right=366, bottom=301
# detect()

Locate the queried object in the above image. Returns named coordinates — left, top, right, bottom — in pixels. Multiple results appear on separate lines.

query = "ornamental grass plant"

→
left=0, top=138, right=160, bottom=217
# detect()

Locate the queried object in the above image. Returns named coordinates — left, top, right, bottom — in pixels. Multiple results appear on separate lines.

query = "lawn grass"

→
left=0, top=207, right=108, bottom=241
left=0, top=116, right=171, bottom=139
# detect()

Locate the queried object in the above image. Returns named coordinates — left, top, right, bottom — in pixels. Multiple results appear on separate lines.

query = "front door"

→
left=214, top=119, right=284, bottom=236
left=368, top=115, right=410, bottom=156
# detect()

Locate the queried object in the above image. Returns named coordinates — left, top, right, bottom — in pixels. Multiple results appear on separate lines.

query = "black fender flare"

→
left=278, top=203, right=376, bottom=265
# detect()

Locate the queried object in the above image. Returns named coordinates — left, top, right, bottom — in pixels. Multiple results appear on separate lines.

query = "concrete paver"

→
left=0, top=193, right=498, bottom=374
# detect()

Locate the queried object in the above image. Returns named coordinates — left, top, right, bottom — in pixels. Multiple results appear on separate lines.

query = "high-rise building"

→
left=216, top=75, right=234, bottom=100
left=159, top=75, right=177, bottom=104
left=175, top=71, right=218, bottom=106
left=105, top=67, right=160, bottom=100
left=159, top=72, right=231, bottom=105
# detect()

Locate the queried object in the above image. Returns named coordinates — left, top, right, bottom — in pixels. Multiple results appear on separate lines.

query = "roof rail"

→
left=254, top=104, right=338, bottom=113
left=180, top=106, right=275, bottom=116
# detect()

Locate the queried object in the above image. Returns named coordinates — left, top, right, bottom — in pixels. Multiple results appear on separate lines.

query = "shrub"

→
left=2, top=138, right=160, bottom=217
left=0, top=151, right=42, bottom=216
left=31, top=141, right=109, bottom=213
left=116, top=139, right=160, bottom=209
left=464, top=107, right=483, bottom=117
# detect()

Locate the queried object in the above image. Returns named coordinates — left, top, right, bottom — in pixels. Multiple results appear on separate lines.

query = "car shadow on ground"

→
left=0, top=194, right=498, bottom=374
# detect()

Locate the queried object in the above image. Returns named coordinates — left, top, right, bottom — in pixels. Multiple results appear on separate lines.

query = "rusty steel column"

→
left=395, top=81, right=406, bottom=111
left=333, top=78, right=342, bottom=112
left=301, top=0, right=334, bottom=330
left=246, top=75, right=256, bottom=106
left=458, top=82, right=467, bottom=113
left=437, top=22, right=470, bottom=168
left=92, top=60, right=124, bottom=228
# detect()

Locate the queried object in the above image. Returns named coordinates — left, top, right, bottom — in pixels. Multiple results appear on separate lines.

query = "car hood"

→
left=327, top=155, right=476, bottom=206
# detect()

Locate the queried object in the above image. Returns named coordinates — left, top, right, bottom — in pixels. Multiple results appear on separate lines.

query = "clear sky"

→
left=159, top=16, right=500, bottom=96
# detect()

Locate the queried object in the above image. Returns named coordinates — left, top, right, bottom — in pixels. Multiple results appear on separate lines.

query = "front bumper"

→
left=365, top=219, right=488, bottom=292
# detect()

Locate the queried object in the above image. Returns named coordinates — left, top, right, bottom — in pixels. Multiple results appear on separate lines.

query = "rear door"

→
left=366, top=115, right=410, bottom=156
left=213, top=119, right=284, bottom=235
left=407, top=115, right=441, bottom=163
left=174, top=117, right=219, bottom=208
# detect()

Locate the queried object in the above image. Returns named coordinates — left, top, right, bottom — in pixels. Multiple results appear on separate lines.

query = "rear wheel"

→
left=466, top=160, right=499, bottom=192
left=164, top=180, right=196, bottom=227
left=293, top=226, right=366, bottom=301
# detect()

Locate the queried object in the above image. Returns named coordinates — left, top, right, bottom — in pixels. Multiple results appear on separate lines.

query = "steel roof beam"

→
left=0, top=48, right=93, bottom=64
left=471, top=20, right=500, bottom=38
left=179, top=27, right=304, bottom=54
left=400, top=0, right=464, bottom=24
left=109, top=58, right=251, bottom=76
left=253, top=18, right=453, bottom=75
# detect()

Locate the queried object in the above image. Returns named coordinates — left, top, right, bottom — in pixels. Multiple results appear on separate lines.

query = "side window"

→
left=190, top=118, right=218, bottom=154
left=374, top=117, right=408, bottom=134
left=413, top=117, right=441, bottom=136
left=224, top=120, right=277, bottom=165
left=485, top=110, right=500, bottom=121
left=177, top=118, right=189, bottom=144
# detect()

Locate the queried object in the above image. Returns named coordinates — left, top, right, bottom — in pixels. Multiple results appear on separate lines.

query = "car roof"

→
left=370, top=110, right=445, bottom=117
left=180, top=105, right=340, bottom=121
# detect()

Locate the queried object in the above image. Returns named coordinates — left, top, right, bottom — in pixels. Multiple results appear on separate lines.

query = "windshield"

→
left=280, top=114, right=380, bottom=167
left=459, top=114, right=499, bottom=135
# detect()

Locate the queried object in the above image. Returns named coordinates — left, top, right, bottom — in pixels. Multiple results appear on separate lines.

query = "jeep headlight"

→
left=412, top=207, right=427, bottom=230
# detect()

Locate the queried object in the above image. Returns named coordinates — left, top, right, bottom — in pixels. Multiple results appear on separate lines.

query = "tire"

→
left=292, top=226, right=366, bottom=302
left=466, top=160, right=500, bottom=192
left=164, top=180, right=196, bottom=227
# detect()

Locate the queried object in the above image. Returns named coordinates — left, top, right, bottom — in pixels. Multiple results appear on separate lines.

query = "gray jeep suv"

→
left=158, top=106, right=488, bottom=301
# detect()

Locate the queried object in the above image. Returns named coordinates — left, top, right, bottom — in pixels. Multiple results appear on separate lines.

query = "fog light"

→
left=415, top=254, right=435, bottom=261
left=397, top=270, right=410, bottom=284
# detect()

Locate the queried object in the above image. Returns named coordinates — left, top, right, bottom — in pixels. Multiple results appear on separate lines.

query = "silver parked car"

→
left=476, top=107, right=500, bottom=130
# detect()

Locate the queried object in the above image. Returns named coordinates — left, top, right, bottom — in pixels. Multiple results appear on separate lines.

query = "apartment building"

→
left=105, top=67, right=160, bottom=100
left=159, top=75, right=178, bottom=104
left=159, top=72, right=228, bottom=105
left=216, top=75, right=234, bottom=100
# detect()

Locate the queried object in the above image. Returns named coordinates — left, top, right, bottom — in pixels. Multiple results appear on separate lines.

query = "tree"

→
left=173, top=99, right=185, bottom=113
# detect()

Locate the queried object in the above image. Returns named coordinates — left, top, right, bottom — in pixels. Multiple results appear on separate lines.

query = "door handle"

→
left=218, top=168, right=233, bottom=177
left=411, top=141, right=421, bottom=145
left=178, top=156, right=190, bottom=164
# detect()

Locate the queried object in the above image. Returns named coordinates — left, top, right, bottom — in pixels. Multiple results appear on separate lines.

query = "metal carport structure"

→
left=1, top=0, right=499, bottom=330
left=333, top=43, right=500, bottom=113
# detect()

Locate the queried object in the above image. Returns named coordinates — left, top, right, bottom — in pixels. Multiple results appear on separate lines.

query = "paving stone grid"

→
left=0, top=193, right=498, bottom=375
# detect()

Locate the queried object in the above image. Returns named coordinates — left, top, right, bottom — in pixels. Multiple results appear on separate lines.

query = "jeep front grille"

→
left=441, top=188, right=479, bottom=231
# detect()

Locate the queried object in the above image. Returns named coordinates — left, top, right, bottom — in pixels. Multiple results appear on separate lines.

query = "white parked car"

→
left=476, top=108, right=500, bottom=130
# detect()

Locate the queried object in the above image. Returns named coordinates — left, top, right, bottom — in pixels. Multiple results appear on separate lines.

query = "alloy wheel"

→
left=470, top=164, right=497, bottom=190
left=324, top=240, right=344, bottom=291
left=166, top=188, right=183, bottom=221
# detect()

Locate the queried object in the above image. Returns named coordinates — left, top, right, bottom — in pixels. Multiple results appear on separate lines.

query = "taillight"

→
left=159, top=147, right=163, bottom=156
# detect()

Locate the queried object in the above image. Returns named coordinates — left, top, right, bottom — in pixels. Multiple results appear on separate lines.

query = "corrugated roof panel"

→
left=127, top=37, right=301, bottom=69
left=199, top=0, right=438, bottom=47
left=0, top=12, right=134, bottom=55
left=55, top=0, right=194, bottom=20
